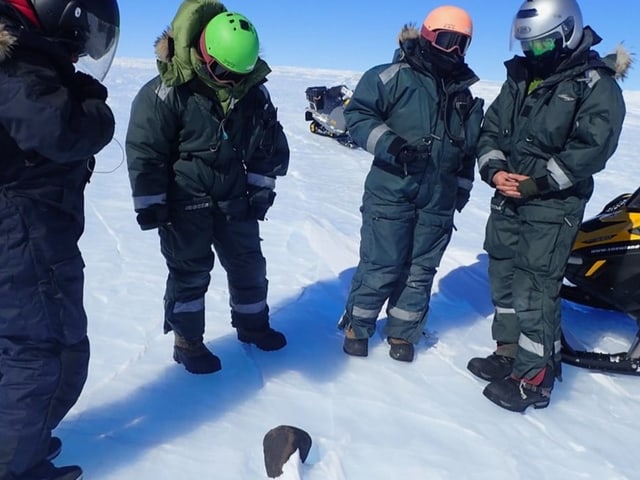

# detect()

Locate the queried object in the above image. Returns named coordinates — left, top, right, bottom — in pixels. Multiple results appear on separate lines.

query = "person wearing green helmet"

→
left=199, top=11, right=259, bottom=78
left=125, top=0, right=290, bottom=375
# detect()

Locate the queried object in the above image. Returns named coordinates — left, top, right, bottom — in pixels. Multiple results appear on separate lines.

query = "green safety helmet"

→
left=200, top=12, right=259, bottom=74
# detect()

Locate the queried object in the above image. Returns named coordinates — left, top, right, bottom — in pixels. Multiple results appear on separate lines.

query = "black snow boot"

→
left=173, top=334, right=222, bottom=374
left=467, top=353, right=515, bottom=381
left=237, top=327, right=287, bottom=351
left=388, top=337, right=414, bottom=362
left=483, top=373, right=553, bottom=413
left=46, top=436, right=62, bottom=462
left=343, top=327, right=368, bottom=357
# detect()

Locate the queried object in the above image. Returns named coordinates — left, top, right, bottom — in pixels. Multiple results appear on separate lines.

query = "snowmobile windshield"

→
left=75, top=11, right=119, bottom=81
left=627, top=188, right=640, bottom=212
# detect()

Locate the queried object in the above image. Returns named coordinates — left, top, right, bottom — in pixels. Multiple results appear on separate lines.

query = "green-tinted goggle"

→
left=521, top=34, right=560, bottom=57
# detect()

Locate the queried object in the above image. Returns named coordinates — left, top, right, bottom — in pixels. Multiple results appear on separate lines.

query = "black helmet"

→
left=31, top=0, right=120, bottom=79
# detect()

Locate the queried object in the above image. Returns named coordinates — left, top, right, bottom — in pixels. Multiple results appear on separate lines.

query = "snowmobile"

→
left=560, top=185, right=640, bottom=375
left=304, top=85, right=357, bottom=148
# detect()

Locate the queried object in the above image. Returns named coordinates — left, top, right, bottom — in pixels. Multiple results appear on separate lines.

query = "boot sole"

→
left=483, top=388, right=550, bottom=413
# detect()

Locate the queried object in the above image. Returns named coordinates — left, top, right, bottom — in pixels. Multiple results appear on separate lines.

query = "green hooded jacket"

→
left=125, top=0, right=289, bottom=215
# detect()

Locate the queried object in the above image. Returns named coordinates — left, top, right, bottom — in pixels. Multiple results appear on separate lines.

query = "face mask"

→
left=524, top=47, right=562, bottom=79
left=422, top=42, right=465, bottom=77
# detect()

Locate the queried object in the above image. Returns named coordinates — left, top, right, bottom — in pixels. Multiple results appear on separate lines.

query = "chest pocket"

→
left=519, top=81, right=583, bottom=156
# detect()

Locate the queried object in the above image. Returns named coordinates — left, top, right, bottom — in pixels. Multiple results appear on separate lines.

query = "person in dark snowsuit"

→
left=0, top=0, right=119, bottom=478
left=125, top=0, right=289, bottom=375
left=337, top=6, right=484, bottom=363
left=467, top=0, right=630, bottom=413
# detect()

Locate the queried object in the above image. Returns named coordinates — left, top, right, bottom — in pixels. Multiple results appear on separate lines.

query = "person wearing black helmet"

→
left=0, top=0, right=119, bottom=478
left=467, top=0, right=630, bottom=413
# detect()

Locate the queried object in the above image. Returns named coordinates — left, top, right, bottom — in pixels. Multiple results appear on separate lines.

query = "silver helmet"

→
left=512, top=0, right=583, bottom=52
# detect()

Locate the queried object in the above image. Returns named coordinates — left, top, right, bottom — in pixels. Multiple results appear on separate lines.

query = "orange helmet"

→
left=421, top=5, right=473, bottom=56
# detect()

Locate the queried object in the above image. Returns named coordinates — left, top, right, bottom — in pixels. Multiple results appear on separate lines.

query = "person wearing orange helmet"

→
left=467, top=0, right=630, bottom=412
left=337, top=5, right=484, bottom=362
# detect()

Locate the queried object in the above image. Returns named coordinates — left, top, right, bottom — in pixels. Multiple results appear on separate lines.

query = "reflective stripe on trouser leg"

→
left=164, top=295, right=206, bottom=339
left=484, top=200, right=520, bottom=345
left=511, top=198, right=585, bottom=380
left=211, top=217, right=270, bottom=331
left=385, top=209, right=452, bottom=344
left=342, top=194, right=415, bottom=339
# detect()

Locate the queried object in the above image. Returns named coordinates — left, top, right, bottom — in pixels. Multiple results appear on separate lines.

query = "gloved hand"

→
left=395, top=145, right=430, bottom=176
left=455, top=187, right=471, bottom=212
left=517, top=176, right=550, bottom=199
left=248, top=185, right=276, bottom=221
left=71, top=71, right=108, bottom=101
left=135, top=204, right=170, bottom=231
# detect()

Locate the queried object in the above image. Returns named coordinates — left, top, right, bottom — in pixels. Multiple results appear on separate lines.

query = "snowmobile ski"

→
left=561, top=332, right=640, bottom=375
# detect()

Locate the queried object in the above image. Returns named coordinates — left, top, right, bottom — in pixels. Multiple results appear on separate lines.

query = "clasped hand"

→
left=492, top=171, right=529, bottom=199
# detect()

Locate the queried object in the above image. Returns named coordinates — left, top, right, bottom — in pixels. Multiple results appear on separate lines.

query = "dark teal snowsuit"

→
left=125, top=2, right=289, bottom=341
left=477, top=28, right=627, bottom=381
left=339, top=27, right=484, bottom=343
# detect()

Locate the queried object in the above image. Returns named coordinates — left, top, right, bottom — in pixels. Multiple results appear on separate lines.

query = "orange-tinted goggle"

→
left=420, top=26, right=471, bottom=56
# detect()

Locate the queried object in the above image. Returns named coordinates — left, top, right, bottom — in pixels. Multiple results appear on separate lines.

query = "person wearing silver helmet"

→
left=467, top=0, right=631, bottom=412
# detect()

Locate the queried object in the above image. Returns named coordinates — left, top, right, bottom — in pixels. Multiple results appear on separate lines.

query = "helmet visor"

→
left=75, top=11, right=119, bottom=81
left=421, top=27, right=471, bottom=56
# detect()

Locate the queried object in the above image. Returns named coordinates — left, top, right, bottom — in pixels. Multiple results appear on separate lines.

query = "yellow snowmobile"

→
left=561, top=186, right=640, bottom=374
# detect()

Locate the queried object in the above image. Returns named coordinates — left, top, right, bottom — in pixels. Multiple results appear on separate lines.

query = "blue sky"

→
left=118, top=1, right=639, bottom=90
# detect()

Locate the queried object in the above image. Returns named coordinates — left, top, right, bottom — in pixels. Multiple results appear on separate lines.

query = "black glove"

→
left=135, top=204, right=170, bottom=231
left=395, top=145, right=430, bottom=176
left=517, top=176, right=550, bottom=199
left=71, top=71, right=108, bottom=101
left=248, top=185, right=276, bottom=221
left=455, top=188, right=470, bottom=212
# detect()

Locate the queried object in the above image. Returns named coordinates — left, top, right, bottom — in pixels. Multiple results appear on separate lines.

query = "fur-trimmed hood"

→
left=398, top=23, right=420, bottom=45
left=152, top=0, right=271, bottom=109
left=152, top=0, right=226, bottom=87
left=0, top=22, right=18, bottom=63
left=604, top=44, right=633, bottom=81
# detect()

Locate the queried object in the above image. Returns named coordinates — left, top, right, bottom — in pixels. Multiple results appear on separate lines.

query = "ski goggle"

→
left=421, top=27, right=471, bottom=56
left=520, top=32, right=561, bottom=57
left=198, top=33, right=247, bottom=86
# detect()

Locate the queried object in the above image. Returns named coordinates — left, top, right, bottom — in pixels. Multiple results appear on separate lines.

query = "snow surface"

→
left=52, top=58, right=640, bottom=479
